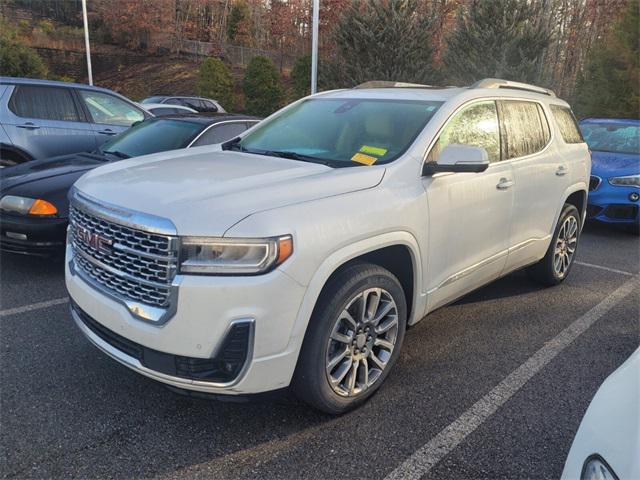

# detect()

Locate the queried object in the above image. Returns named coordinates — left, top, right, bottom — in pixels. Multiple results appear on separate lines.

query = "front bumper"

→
left=0, top=213, right=67, bottom=255
left=587, top=179, right=639, bottom=225
left=66, top=246, right=307, bottom=395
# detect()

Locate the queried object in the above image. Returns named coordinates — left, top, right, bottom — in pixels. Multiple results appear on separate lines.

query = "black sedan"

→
left=0, top=114, right=259, bottom=255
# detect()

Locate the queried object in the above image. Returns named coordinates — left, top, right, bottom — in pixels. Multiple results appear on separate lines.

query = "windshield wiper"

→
left=102, top=150, right=131, bottom=159
left=258, top=150, right=341, bottom=167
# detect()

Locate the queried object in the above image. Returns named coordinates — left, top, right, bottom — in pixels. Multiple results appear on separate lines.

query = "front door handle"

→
left=556, top=165, right=568, bottom=176
left=17, top=122, right=40, bottom=130
left=97, top=128, right=117, bottom=135
left=496, top=178, right=514, bottom=190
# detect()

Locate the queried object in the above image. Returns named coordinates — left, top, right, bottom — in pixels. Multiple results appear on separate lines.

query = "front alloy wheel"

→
left=326, top=288, right=399, bottom=397
left=293, top=262, right=407, bottom=414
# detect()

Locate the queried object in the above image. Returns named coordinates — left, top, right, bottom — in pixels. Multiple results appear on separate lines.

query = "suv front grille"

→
left=70, top=205, right=177, bottom=309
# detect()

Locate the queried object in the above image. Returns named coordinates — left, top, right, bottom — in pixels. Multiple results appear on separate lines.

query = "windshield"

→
left=99, top=118, right=204, bottom=158
left=580, top=123, right=640, bottom=155
left=141, top=96, right=165, bottom=104
left=234, top=98, right=443, bottom=167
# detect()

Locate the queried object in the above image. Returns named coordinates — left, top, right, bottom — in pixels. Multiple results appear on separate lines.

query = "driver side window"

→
left=427, top=100, right=500, bottom=163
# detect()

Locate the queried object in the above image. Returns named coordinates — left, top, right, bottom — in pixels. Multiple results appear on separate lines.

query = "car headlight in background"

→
left=608, top=174, right=640, bottom=187
left=179, top=235, right=293, bottom=274
left=0, top=196, right=58, bottom=216
left=581, top=456, right=618, bottom=480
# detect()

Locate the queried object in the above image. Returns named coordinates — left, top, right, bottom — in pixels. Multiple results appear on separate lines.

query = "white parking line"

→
left=385, top=274, right=638, bottom=480
left=574, top=260, right=635, bottom=277
left=0, top=297, right=69, bottom=318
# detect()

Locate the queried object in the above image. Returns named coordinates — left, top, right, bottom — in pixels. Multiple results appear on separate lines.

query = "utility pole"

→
left=311, top=0, right=319, bottom=94
left=82, top=0, right=93, bottom=85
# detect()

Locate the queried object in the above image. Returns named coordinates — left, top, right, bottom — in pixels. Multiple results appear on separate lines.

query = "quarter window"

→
left=498, top=100, right=550, bottom=159
left=427, top=100, right=501, bottom=163
left=551, top=105, right=584, bottom=144
left=10, top=85, right=80, bottom=122
left=79, top=90, right=144, bottom=126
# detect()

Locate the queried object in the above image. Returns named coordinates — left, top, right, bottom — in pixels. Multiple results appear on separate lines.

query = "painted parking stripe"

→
left=574, top=260, right=635, bottom=277
left=385, top=275, right=639, bottom=480
left=0, top=297, right=68, bottom=318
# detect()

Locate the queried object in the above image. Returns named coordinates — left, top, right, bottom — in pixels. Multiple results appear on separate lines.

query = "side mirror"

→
left=422, top=144, right=490, bottom=176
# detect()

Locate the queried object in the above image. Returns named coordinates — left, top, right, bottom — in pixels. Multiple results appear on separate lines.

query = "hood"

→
left=74, top=149, right=385, bottom=236
left=0, top=153, right=109, bottom=217
left=590, top=150, right=640, bottom=178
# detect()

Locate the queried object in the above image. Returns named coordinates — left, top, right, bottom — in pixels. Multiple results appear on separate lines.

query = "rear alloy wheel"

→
left=293, top=263, right=406, bottom=414
left=527, top=203, right=581, bottom=286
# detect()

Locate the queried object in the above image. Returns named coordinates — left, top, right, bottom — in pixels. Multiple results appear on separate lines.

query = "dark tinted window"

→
left=498, top=100, right=550, bottom=159
left=165, top=98, right=185, bottom=106
left=10, top=85, right=80, bottom=121
left=551, top=105, right=584, bottom=144
left=150, top=107, right=181, bottom=116
left=192, top=122, right=248, bottom=146
left=427, top=100, right=501, bottom=163
left=203, top=100, right=218, bottom=112
left=99, top=119, right=203, bottom=157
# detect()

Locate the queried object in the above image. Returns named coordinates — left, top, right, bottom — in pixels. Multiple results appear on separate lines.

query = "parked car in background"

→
left=0, top=113, right=259, bottom=255
left=561, top=348, right=639, bottom=480
left=65, top=79, right=590, bottom=413
left=579, top=118, right=639, bottom=234
left=140, top=103, right=197, bottom=116
left=140, top=95, right=226, bottom=113
left=0, top=77, right=151, bottom=166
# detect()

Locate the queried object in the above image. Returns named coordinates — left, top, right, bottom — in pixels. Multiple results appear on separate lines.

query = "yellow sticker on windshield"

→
left=352, top=153, right=378, bottom=165
left=360, top=145, right=387, bottom=156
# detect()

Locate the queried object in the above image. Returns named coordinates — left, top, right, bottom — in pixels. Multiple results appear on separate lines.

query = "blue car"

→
left=580, top=118, right=639, bottom=234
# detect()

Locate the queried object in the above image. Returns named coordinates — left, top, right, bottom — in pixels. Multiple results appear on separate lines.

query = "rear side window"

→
left=10, top=85, right=80, bottom=122
left=498, top=100, right=551, bottom=159
left=79, top=90, right=144, bottom=126
left=192, top=122, right=248, bottom=146
left=427, top=100, right=501, bottom=163
left=551, top=105, right=584, bottom=144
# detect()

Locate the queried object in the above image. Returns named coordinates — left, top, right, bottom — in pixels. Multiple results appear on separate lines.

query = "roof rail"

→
left=471, top=78, right=556, bottom=97
left=354, top=81, right=440, bottom=89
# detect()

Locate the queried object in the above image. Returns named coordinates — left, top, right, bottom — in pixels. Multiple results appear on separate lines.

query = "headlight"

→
left=0, top=196, right=58, bottom=216
left=609, top=174, right=640, bottom=187
left=179, top=235, right=293, bottom=275
left=581, top=456, right=618, bottom=480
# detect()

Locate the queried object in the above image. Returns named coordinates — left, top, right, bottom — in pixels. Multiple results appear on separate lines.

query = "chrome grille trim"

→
left=68, top=187, right=180, bottom=324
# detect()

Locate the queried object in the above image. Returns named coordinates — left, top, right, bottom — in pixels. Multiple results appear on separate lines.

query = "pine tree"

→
left=291, top=55, right=311, bottom=99
left=196, top=58, right=236, bottom=111
left=573, top=0, right=639, bottom=118
left=329, top=0, right=437, bottom=87
left=442, top=0, right=551, bottom=85
left=243, top=56, right=284, bottom=116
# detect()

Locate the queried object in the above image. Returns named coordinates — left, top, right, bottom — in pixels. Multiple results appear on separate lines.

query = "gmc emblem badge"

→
left=76, top=226, right=113, bottom=254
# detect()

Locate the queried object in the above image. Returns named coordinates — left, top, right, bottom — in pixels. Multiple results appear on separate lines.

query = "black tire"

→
left=0, top=148, right=28, bottom=167
left=292, top=262, right=407, bottom=414
left=527, top=203, right=581, bottom=286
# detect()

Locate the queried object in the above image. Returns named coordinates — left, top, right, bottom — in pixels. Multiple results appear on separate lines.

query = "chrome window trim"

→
left=186, top=120, right=258, bottom=148
left=72, top=306, right=255, bottom=390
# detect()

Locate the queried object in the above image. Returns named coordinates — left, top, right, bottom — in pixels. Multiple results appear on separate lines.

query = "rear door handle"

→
left=16, top=122, right=40, bottom=130
left=97, top=128, right=117, bottom=135
left=496, top=178, right=514, bottom=190
left=556, top=165, right=568, bottom=176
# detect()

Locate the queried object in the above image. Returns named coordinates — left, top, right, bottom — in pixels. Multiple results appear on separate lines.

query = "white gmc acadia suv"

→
left=66, top=79, right=590, bottom=413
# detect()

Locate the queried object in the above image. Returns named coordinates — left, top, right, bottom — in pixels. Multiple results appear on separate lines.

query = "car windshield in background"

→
left=580, top=123, right=640, bottom=155
left=141, top=96, right=166, bottom=104
left=99, top=119, right=204, bottom=158
left=234, top=98, right=443, bottom=167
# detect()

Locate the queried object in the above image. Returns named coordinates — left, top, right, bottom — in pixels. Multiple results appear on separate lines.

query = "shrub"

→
left=196, top=57, right=236, bottom=111
left=0, top=38, right=48, bottom=78
left=243, top=56, right=284, bottom=116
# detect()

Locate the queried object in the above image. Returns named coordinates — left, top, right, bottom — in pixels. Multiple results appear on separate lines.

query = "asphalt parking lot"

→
left=1, top=222, right=638, bottom=480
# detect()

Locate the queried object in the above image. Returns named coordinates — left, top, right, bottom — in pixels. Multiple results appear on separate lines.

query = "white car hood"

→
left=74, top=149, right=385, bottom=236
